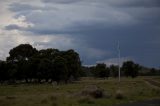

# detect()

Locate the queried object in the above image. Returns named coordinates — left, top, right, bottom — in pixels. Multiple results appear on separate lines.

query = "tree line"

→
left=82, top=61, right=160, bottom=79
left=0, top=44, right=159, bottom=84
left=82, top=61, right=141, bottom=79
left=0, top=44, right=81, bottom=84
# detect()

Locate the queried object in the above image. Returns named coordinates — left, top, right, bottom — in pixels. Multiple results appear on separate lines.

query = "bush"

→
left=115, top=90, right=124, bottom=99
left=81, top=85, right=104, bottom=98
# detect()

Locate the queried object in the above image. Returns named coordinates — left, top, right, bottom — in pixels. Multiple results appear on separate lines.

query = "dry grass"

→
left=80, top=85, right=104, bottom=98
left=0, top=76, right=160, bottom=106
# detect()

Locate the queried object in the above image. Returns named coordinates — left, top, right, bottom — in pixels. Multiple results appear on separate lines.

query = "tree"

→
left=38, top=48, right=59, bottom=61
left=7, top=44, right=38, bottom=62
left=1, top=44, right=82, bottom=84
left=149, top=68, right=156, bottom=75
left=53, top=56, right=68, bottom=84
left=110, top=65, right=118, bottom=78
left=17, top=60, right=29, bottom=81
left=0, top=61, right=8, bottom=83
left=37, top=58, right=53, bottom=83
left=6, top=44, right=38, bottom=83
left=105, top=67, right=110, bottom=79
left=27, top=57, right=40, bottom=82
left=61, top=49, right=81, bottom=81
left=92, top=63, right=110, bottom=79
left=122, top=61, right=141, bottom=78
left=6, top=61, right=18, bottom=83
left=81, top=66, right=93, bottom=77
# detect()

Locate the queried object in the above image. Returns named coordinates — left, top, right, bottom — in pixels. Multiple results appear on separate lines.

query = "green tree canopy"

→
left=7, top=44, right=38, bottom=62
left=92, top=63, right=110, bottom=79
left=122, top=61, right=141, bottom=78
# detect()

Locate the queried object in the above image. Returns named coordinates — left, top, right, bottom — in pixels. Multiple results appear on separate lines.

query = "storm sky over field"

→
left=0, top=0, right=160, bottom=67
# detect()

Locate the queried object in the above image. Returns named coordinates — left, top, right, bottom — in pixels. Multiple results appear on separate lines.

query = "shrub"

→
left=115, top=90, right=124, bottom=99
left=81, top=85, right=104, bottom=98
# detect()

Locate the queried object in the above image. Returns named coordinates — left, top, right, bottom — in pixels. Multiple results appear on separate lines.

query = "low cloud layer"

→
left=0, top=0, right=160, bottom=67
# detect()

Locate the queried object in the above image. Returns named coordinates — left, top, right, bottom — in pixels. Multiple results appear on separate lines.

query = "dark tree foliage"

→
left=17, top=60, right=28, bottom=80
left=61, top=49, right=81, bottom=81
left=38, top=58, right=53, bottom=82
left=53, top=56, right=68, bottom=84
left=4, top=62, right=18, bottom=83
left=7, top=44, right=38, bottom=62
left=92, top=63, right=110, bottom=79
left=81, top=66, right=93, bottom=77
left=148, top=68, right=160, bottom=76
left=27, top=57, right=40, bottom=82
left=122, top=61, right=141, bottom=78
left=110, top=65, right=118, bottom=78
left=0, top=61, right=8, bottom=83
left=0, top=44, right=82, bottom=84
left=38, top=48, right=59, bottom=60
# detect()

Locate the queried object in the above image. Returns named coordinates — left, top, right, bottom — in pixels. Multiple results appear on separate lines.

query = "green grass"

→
left=0, top=76, right=160, bottom=106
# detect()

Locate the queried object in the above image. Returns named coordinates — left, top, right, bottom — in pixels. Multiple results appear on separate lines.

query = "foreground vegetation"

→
left=0, top=76, right=160, bottom=106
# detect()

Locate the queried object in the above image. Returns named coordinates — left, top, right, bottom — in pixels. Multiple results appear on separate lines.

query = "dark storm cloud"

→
left=6, top=0, right=160, bottom=35
left=107, top=0, right=160, bottom=8
left=4, top=0, right=160, bottom=67
left=42, top=0, right=81, bottom=4
left=5, top=24, right=23, bottom=30
left=9, top=3, right=40, bottom=12
left=42, top=0, right=160, bottom=7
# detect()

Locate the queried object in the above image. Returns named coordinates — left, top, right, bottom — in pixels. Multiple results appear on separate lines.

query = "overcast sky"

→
left=0, top=0, right=160, bottom=68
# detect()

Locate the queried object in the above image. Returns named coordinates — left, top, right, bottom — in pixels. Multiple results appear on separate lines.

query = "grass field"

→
left=0, top=76, right=160, bottom=106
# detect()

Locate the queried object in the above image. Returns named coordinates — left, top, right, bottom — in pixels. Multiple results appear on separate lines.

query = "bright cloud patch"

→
left=97, top=57, right=133, bottom=66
